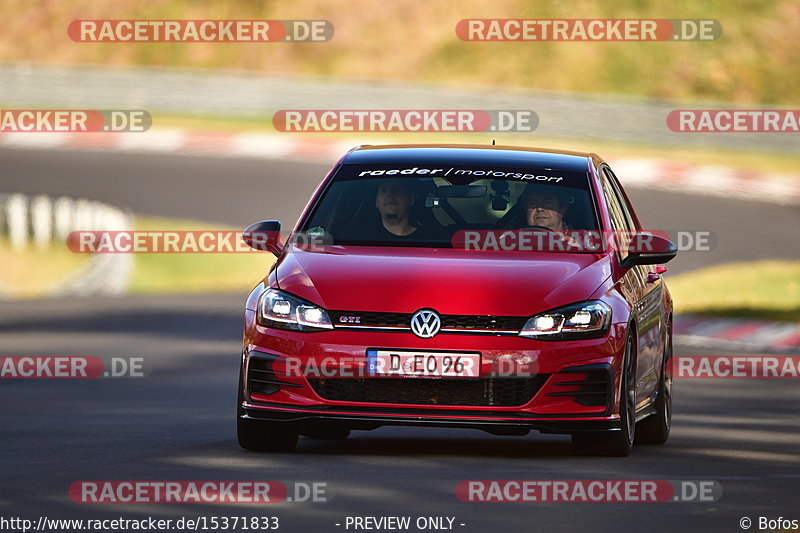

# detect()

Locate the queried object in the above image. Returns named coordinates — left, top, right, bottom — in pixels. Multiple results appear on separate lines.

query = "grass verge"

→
left=0, top=216, right=273, bottom=298
left=669, top=260, right=800, bottom=322
left=127, top=217, right=273, bottom=294
left=0, top=237, right=90, bottom=297
left=3, top=1, right=800, bottom=105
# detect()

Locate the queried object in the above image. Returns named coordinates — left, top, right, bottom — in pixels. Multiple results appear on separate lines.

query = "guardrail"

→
left=0, top=193, right=133, bottom=298
left=1, top=61, right=795, bottom=153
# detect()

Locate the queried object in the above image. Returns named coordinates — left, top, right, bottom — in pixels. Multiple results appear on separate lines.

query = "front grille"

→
left=307, top=375, right=549, bottom=407
left=330, top=310, right=527, bottom=333
left=441, top=315, right=526, bottom=331
left=333, top=311, right=409, bottom=328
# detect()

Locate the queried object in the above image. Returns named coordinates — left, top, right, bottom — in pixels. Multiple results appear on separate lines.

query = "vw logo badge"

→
left=410, top=309, right=441, bottom=338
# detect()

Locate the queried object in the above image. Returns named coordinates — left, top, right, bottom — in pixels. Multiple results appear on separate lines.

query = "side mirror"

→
left=242, top=220, right=283, bottom=256
left=620, top=233, right=677, bottom=269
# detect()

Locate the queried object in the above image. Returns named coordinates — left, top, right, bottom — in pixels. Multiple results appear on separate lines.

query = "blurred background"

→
left=3, top=0, right=800, bottom=103
left=1, top=0, right=797, bottom=323
left=1, top=2, right=799, bottom=529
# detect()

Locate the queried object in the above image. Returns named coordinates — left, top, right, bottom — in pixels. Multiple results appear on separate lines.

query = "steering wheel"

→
left=522, top=225, right=555, bottom=231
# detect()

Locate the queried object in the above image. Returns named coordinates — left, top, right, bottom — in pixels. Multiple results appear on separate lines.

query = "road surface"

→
left=1, top=147, right=798, bottom=532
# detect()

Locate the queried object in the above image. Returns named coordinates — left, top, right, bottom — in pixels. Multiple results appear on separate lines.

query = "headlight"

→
left=257, top=289, right=333, bottom=331
left=519, top=300, right=611, bottom=339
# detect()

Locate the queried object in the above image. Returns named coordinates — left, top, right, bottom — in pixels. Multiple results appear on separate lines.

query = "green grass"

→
left=0, top=216, right=273, bottom=298
left=669, top=260, right=800, bottom=322
left=127, top=217, right=273, bottom=294
left=2, top=0, right=800, bottom=104
left=0, top=237, right=91, bottom=297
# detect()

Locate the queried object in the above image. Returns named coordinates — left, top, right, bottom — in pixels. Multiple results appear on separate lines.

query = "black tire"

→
left=236, top=365, right=299, bottom=452
left=572, top=334, right=636, bottom=457
left=300, top=425, right=351, bottom=440
left=636, top=320, right=672, bottom=444
left=238, top=417, right=299, bottom=452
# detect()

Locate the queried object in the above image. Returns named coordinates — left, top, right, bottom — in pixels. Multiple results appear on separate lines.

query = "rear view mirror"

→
left=242, top=220, right=283, bottom=256
left=434, top=185, right=487, bottom=198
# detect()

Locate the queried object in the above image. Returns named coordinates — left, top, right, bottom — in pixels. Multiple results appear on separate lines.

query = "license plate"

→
left=366, top=350, right=480, bottom=378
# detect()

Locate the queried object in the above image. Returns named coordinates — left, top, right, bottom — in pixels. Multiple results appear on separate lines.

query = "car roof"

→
left=341, top=144, right=604, bottom=173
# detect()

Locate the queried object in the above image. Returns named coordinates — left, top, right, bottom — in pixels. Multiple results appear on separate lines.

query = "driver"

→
left=524, top=184, right=571, bottom=232
left=516, top=183, right=583, bottom=250
left=348, top=178, right=448, bottom=242
left=375, top=178, right=419, bottom=236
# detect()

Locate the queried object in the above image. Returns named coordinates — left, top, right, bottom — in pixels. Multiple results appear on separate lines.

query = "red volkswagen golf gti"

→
left=238, top=144, right=677, bottom=456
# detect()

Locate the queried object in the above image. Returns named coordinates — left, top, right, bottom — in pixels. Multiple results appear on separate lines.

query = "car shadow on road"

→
left=292, top=432, right=577, bottom=458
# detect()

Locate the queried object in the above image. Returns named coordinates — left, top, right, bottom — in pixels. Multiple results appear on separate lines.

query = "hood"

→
left=276, top=245, right=611, bottom=317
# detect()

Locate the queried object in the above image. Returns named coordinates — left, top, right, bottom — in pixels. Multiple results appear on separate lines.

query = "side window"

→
left=600, top=168, right=631, bottom=259
left=605, top=168, right=640, bottom=231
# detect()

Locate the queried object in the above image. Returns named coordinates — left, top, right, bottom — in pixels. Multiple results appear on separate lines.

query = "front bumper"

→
left=241, top=401, right=623, bottom=434
left=241, top=317, right=629, bottom=435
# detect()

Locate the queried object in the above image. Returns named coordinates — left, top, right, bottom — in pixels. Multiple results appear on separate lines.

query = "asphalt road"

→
left=1, top=147, right=799, bottom=532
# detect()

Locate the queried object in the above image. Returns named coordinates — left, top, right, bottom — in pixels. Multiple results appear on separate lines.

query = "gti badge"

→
left=410, top=309, right=441, bottom=338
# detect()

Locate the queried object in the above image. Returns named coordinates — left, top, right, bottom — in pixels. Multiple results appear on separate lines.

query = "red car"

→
left=237, top=144, right=677, bottom=456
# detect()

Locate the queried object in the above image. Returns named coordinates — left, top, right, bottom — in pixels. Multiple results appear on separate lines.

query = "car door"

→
left=604, top=166, right=664, bottom=403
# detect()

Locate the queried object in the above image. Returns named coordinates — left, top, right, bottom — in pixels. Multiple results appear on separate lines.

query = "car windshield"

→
left=298, top=163, right=600, bottom=251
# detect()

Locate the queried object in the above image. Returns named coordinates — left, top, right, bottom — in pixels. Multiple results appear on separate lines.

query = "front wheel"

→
left=572, top=334, right=636, bottom=457
left=636, top=320, right=672, bottom=444
left=237, top=417, right=299, bottom=452
left=236, top=365, right=299, bottom=452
